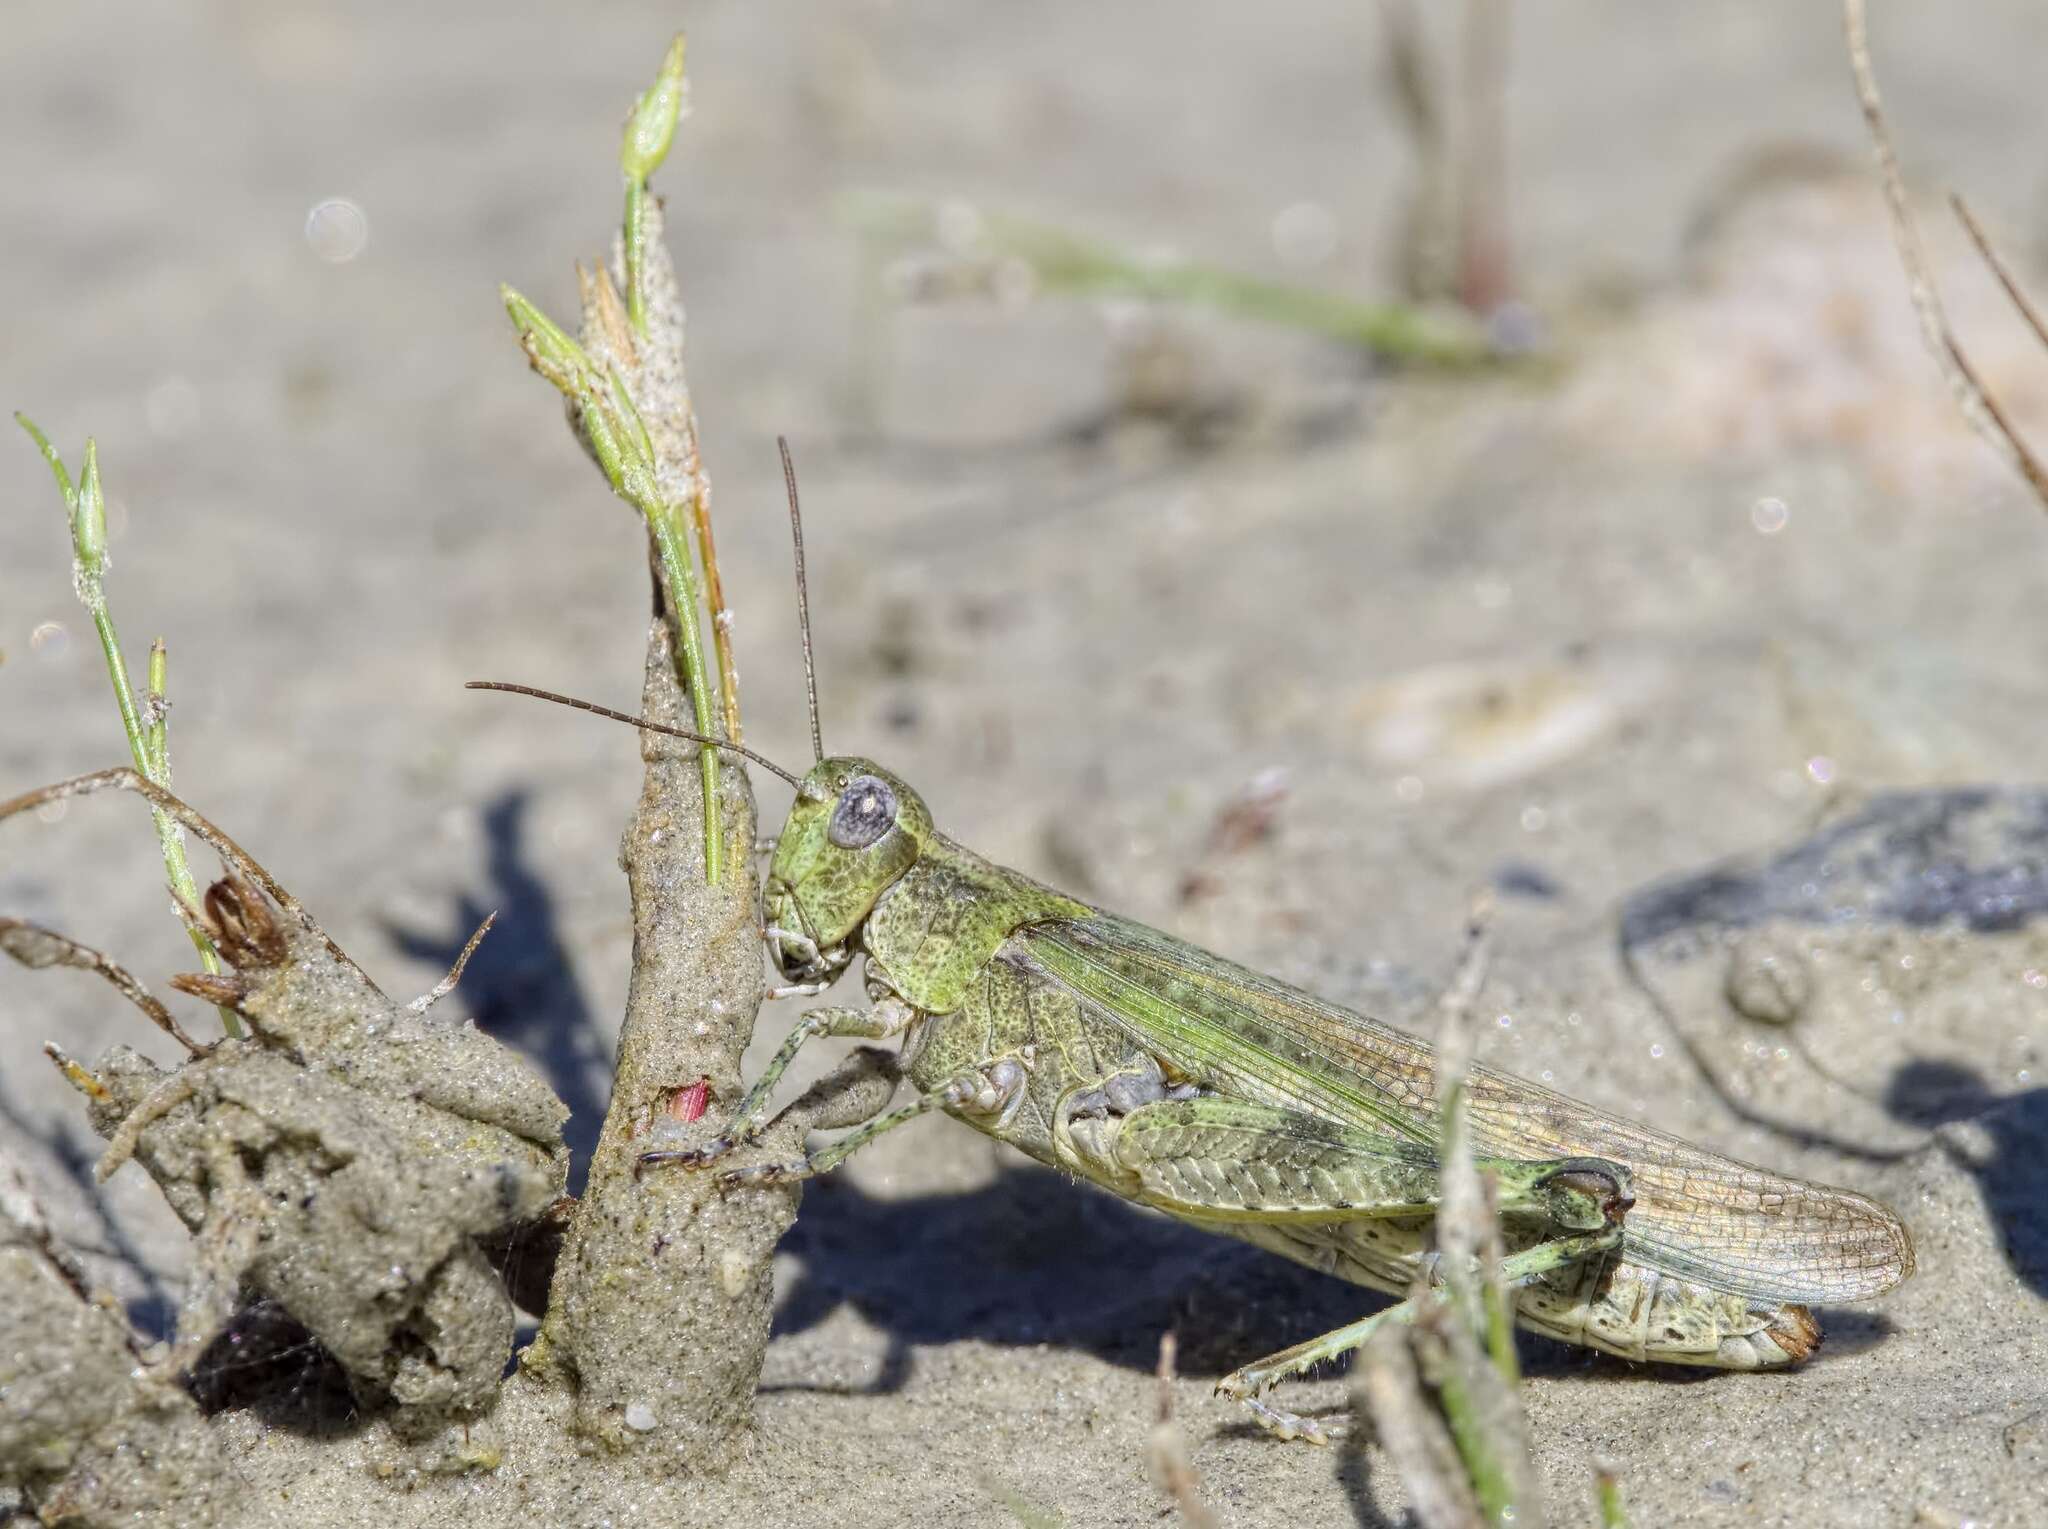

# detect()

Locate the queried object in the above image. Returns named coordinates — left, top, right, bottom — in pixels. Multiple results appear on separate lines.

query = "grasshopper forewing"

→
left=476, top=446, right=1914, bottom=1445
left=1025, top=912, right=1913, bottom=1355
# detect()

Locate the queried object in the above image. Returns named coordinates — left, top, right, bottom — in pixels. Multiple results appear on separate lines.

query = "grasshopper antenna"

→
left=779, top=434, right=825, bottom=764
left=467, top=681, right=808, bottom=790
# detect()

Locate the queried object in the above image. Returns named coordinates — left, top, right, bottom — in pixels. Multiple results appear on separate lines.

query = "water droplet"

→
left=304, top=197, right=369, bottom=262
left=1751, top=497, right=1789, bottom=535
left=1497, top=1013, right=1513, bottom=1028
left=34, top=800, right=66, bottom=825
left=1805, top=755, right=1836, bottom=785
left=1649, top=1043, right=1665, bottom=1059
left=29, top=621, right=69, bottom=658
left=1519, top=804, right=1548, bottom=833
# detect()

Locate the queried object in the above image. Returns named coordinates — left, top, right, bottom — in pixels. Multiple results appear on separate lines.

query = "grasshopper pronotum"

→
left=475, top=444, right=1913, bottom=1443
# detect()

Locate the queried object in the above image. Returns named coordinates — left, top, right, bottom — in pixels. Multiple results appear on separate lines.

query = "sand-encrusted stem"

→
left=521, top=624, right=785, bottom=1467
left=505, top=40, right=795, bottom=1468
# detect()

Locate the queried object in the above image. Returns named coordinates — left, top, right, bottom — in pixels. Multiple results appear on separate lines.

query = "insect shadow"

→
left=767, top=1161, right=1376, bottom=1391
left=766, top=1157, right=1857, bottom=1394
left=384, top=789, right=610, bottom=1189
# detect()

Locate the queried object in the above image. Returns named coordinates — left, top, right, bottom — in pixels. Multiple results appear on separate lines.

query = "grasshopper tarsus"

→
left=1239, top=1396, right=1342, bottom=1448
left=714, top=1159, right=807, bottom=1190
left=636, top=1138, right=735, bottom=1177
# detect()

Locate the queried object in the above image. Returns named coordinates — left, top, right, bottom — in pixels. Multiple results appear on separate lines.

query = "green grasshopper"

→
left=477, top=451, right=1914, bottom=1443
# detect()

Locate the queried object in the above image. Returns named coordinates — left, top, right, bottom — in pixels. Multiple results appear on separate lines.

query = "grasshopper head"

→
left=764, top=757, right=931, bottom=982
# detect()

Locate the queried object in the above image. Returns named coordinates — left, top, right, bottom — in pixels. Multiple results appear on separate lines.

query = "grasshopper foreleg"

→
left=709, top=1054, right=1032, bottom=1189
left=639, top=998, right=918, bottom=1172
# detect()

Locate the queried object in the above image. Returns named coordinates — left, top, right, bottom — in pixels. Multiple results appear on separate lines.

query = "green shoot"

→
left=500, top=289, right=725, bottom=885
left=621, top=34, right=687, bottom=336
left=846, top=194, right=1493, bottom=367
left=1595, top=1464, right=1631, bottom=1529
left=14, top=416, right=240, bottom=1036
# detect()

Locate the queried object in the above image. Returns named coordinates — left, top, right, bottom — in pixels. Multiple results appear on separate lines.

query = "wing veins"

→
left=1022, top=914, right=1911, bottom=1302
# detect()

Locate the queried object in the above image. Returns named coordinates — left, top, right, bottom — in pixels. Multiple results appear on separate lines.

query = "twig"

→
left=1951, top=193, right=2048, bottom=356
left=1378, top=0, right=1454, bottom=304
left=1429, top=891, right=1543, bottom=1524
left=43, top=1042, right=111, bottom=1103
left=1843, top=0, right=2048, bottom=512
left=1, top=919, right=203, bottom=1053
left=1429, top=894, right=1492, bottom=1293
left=406, top=910, right=497, bottom=1013
left=0, top=1149, right=107, bottom=1323
left=1146, top=1333, right=1219, bottom=1529
left=0, top=768, right=361, bottom=976
left=681, top=415, right=742, bottom=742
left=1454, top=0, right=1513, bottom=315
left=1355, top=1325, right=1484, bottom=1529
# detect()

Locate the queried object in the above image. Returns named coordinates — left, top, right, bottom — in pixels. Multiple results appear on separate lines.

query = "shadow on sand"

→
left=386, top=790, right=611, bottom=1190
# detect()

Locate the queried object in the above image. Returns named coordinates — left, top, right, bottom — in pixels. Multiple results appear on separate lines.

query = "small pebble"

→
left=1724, top=930, right=1811, bottom=1026
left=718, top=1247, right=752, bottom=1299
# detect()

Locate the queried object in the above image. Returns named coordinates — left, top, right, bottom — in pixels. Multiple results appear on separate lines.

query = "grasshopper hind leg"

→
left=1215, top=1226, right=1625, bottom=1444
left=1052, top=1090, right=1632, bottom=1444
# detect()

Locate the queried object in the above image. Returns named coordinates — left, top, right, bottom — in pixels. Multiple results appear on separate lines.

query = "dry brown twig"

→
left=1146, top=1332, right=1220, bottom=1529
left=0, top=919, right=203, bottom=1054
left=1356, top=1323, right=1485, bottom=1529
left=1843, top=0, right=2048, bottom=511
left=407, top=910, right=497, bottom=1015
left=1950, top=193, right=2048, bottom=356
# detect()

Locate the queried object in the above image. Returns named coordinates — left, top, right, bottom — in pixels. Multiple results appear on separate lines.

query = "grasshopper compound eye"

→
left=828, top=775, right=897, bottom=849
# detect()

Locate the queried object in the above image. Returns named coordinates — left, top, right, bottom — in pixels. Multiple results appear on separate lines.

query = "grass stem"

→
left=14, top=418, right=240, bottom=1036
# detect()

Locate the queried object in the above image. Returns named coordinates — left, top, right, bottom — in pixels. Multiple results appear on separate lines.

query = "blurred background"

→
left=5, top=5, right=2048, bottom=1523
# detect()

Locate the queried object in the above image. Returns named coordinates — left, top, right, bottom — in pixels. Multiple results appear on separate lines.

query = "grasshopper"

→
left=477, top=448, right=1914, bottom=1443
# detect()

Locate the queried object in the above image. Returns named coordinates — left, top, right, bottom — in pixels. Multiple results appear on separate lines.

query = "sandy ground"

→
left=5, top=3, right=2048, bottom=1525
